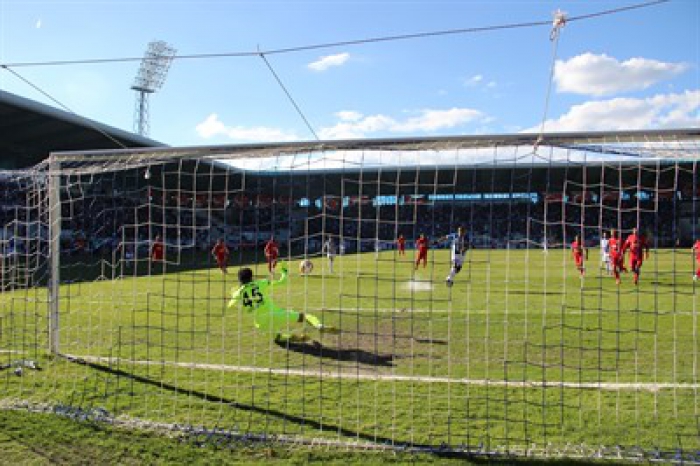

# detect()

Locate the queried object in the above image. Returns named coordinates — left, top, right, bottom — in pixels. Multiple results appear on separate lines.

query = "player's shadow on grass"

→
left=274, top=340, right=395, bottom=367
left=61, top=356, right=620, bottom=462
left=63, top=355, right=418, bottom=449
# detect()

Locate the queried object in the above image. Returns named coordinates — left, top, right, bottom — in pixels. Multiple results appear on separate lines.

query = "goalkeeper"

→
left=228, top=263, right=337, bottom=343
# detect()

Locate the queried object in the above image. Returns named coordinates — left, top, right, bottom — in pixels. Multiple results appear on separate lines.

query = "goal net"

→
left=1, top=129, right=699, bottom=461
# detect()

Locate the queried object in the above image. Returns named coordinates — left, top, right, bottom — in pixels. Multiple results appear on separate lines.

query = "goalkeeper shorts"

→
left=254, top=308, right=302, bottom=332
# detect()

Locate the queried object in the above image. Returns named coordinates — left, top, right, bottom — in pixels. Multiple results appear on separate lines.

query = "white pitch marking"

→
left=403, top=280, right=434, bottom=292
left=65, top=354, right=700, bottom=392
left=322, top=307, right=698, bottom=316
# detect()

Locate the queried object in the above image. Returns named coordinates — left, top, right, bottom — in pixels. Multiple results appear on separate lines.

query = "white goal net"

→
left=1, top=128, right=699, bottom=462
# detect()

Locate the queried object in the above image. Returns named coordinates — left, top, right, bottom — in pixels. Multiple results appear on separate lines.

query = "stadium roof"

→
left=52, top=127, right=700, bottom=175
left=0, top=89, right=164, bottom=169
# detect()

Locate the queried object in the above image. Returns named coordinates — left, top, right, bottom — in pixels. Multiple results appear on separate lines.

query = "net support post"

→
left=48, top=155, right=61, bottom=355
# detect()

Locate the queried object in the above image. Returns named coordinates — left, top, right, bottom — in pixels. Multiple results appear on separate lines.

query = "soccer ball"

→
left=299, top=259, right=314, bottom=275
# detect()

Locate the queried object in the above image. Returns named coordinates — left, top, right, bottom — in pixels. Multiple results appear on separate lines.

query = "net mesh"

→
left=1, top=129, right=699, bottom=461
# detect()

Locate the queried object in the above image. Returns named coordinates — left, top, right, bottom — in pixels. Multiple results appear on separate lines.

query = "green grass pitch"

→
left=1, top=248, right=699, bottom=454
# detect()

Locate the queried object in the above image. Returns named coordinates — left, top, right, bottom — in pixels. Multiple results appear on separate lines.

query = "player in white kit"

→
left=322, top=236, right=338, bottom=273
left=600, top=231, right=611, bottom=275
left=443, top=226, right=469, bottom=287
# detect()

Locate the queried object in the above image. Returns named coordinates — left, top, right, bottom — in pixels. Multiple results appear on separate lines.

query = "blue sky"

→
left=0, top=0, right=697, bottom=147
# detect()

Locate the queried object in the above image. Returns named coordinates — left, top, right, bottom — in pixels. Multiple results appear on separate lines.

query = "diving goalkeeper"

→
left=228, top=263, right=338, bottom=343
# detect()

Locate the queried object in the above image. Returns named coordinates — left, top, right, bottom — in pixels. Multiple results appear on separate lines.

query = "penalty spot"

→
left=404, top=280, right=433, bottom=292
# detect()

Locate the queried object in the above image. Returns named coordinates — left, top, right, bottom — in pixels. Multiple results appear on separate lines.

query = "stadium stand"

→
left=1, top=94, right=696, bottom=275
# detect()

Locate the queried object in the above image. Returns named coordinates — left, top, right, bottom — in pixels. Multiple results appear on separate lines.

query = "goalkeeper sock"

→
left=303, top=313, right=323, bottom=329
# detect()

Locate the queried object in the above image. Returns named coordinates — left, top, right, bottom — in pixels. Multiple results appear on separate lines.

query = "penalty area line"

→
left=63, top=354, right=700, bottom=392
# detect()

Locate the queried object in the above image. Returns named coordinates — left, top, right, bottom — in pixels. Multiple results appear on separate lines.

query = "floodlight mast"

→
left=131, top=40, right=176, bottom=136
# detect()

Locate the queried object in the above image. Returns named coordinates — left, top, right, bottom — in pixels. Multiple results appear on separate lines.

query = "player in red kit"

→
left=571, top=235, right=588, bottom=277
left=692, top=238, right=700, bottom=282
left=212, top=238, right=230, bottom=275
left=150, top=235, right=164, bottom=274
left=608, top=229, right=625, bottom=285
left=151, top=235, right=164, bottom=261
left=415, top=234, right=429, bottom=270
left=264, top=237, right=279, bottom=274
left=622, top=228, right=650, bottom=286
left=397, top=235, right=406, bottom=256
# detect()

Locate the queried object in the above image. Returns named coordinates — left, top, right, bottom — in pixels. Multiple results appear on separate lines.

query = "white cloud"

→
left=464, top=74, right=498, bottom=92
left=195, top=114, right=299, bottom=142
left=465, top=75, right=483, bottom=87
left=319, top=107, right=483, bottom=139
left=523, top=90, right=700, bottom=132
left=195, top=114, right=226, bottom=138
left=555, top=53, right=688, bottom=97
left=393, top=108, right=482, bottom=132
left=335, top=110, right=363, bottom=122
left=198, top=107, right=486, bottom=143
left=35, top=19, right=42, bottom=29
left=308, top=53, right=350, bottom=72
left=319, top=114, right=395, bottom=139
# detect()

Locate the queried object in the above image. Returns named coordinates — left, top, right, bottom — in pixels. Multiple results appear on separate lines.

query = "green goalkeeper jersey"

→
left=228, top=267, right=288, bottom=313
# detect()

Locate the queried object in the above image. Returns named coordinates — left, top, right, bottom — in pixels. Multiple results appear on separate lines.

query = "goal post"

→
left=2, top=128, right=700, bottom=461
left=48, top=155, right=61, bottom=355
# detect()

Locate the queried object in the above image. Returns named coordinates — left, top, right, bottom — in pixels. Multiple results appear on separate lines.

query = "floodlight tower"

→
left=131, top=40, right=176, bottom=136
